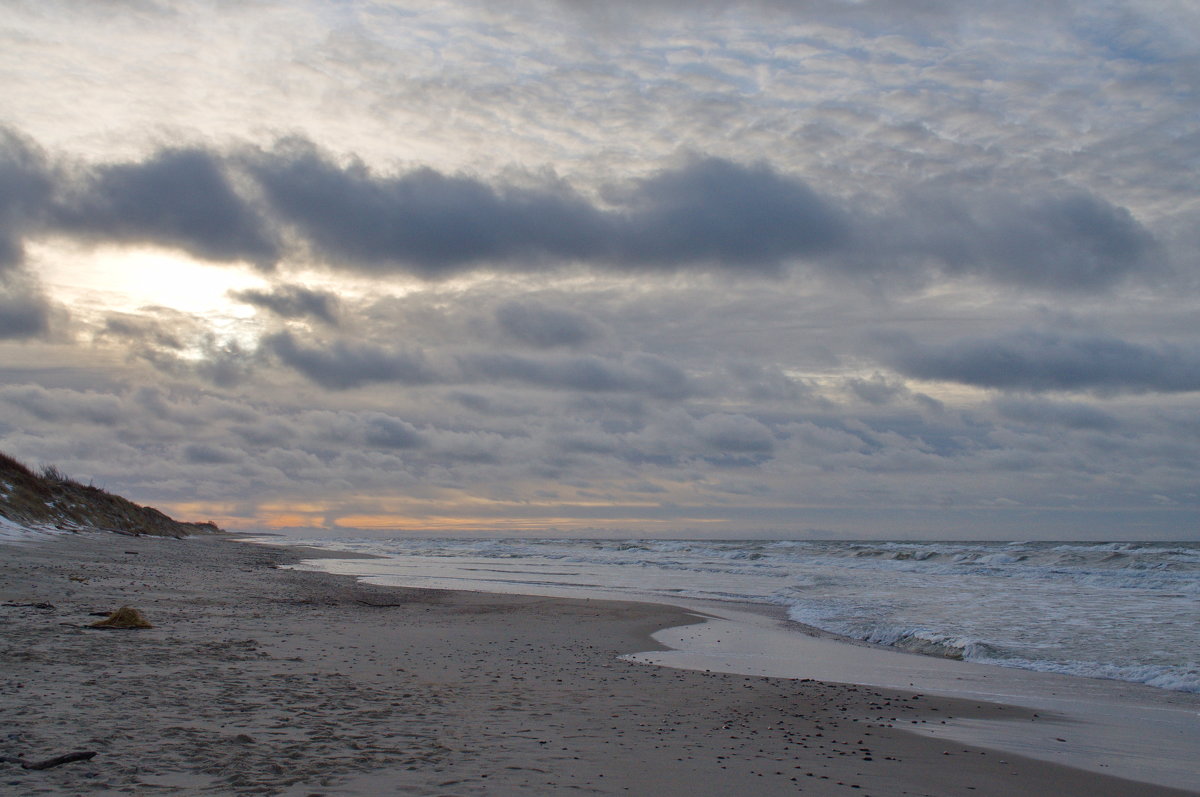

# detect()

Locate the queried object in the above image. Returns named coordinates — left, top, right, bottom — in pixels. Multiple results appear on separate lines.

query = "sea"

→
left=262, top=536, right=1200, bottom=695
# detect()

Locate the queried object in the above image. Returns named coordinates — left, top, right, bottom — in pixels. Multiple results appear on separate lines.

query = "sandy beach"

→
left=1, top=532, right=1195, bottom=796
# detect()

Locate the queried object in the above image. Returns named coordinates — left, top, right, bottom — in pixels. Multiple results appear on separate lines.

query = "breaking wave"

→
left=281, top=536, right=1200, bottom=693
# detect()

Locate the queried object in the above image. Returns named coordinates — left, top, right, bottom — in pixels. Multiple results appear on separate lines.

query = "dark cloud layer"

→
left=54, top=147, right=279, bottom=266
left=0, top=128, right=1162, bottom=293
left=0, top=278, right=53, bottom=340
left=495, top=300, right=600, bottom=348
left=877, top=189, right=1159, bottom=290
left=0, top=130, right=52, bottom=270
left=459, top=352, right=692, bottom=399
left=243, top=145, right=844, bottom=275
left=888, top=330, right=1200, bottom=394
left=362, top=414, right=425, bottom=450
left=263, top=324, right=691, bottom=398
left=266, top=332, right=437, bottom=390
left=244, top=139, right=612, bottom=276
left=231, top=284, right=340, bottom=324
left=994, top=397, right=1120, bottom=431
left=611, top=157, right=848, bottom=270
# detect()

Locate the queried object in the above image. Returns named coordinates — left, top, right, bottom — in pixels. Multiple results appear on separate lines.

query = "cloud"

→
left=994, top=397, right=1120, bottom=431
left=243, top=138, right=610, bottom=276
left=0, top=384, right=126, bottom=425
left=0, top=131, right=59, bottom=340
left=192, top=337, right=258, bottom=388
left=362, top=414, right=425, bottom=450
left=183, top=442, right=244, bottom=465
left=231, top=284, right=339, bottom=324
left=0, top=128, right=52, bottom=270
left=724, top=362, right=816, bottom=403
left=242, top=146, right=845, bottom=277
left=612, top=157, right=849, bottom=271
left=846, top=372, right=909, bottom=405
left=887, top=330, right=1200, bottom=394
left=0, top=278, right=53, bottom=340
left=99, top=314, right=186, bottom=351
left=97, top=309, right=260, bottom=388
left=246, top=142, right=849, bottom=276
left=1, top=0, right=1197, bottom=538
left=872, top=188, right=1160, bottom=290
left=547, top=0, right=1081, bottom=41
left=53, top=146, right=279, bottom=267
left=0, top=128, right=1165, bottom=293
left=238, top=140, right=1163, bottom=289
left=695, top=412, right=776, bottom=454
left=447, top=391, right=533, bottom=417
left=265, top=332, right=439, bottom=390
left=458, top=351, right=692, bottom=399
left=495, top=300, right=601, bottom=348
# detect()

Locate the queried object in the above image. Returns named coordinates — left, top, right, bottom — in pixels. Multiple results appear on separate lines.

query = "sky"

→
left=1, top=0, right=1198, bottom=540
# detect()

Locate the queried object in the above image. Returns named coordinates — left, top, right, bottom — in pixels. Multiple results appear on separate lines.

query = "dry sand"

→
left=1, top=532, right=1194, bottom=796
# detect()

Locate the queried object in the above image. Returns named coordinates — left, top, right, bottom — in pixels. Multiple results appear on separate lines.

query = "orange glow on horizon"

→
left=260, top=513, right=327, bottom=529
left=331, top=514, right=727, bottom=532
left=163, top=501, right=733, bottom=534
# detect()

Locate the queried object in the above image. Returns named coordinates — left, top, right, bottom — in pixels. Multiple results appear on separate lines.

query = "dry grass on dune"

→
left=0, top=451, right=221, bottom=538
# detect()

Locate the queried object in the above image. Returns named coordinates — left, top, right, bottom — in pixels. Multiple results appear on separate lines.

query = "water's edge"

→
left=259, top=539, right=1200, bottom=792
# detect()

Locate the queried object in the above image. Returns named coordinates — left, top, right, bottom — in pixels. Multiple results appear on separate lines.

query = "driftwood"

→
left=355, top=600, right=409, bottom=607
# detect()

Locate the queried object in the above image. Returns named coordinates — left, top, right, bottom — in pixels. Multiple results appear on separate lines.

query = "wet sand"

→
left=1, top=532, right=1194, bottom=796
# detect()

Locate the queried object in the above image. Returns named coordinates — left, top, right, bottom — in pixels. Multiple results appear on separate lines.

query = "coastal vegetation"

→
left=0, top=451, right=220, bottom=537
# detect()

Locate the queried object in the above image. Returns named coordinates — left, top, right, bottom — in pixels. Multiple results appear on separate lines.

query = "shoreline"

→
left=274, top=539, right=1200, bottom=791
left=1, top=530, right=1195, bottom=796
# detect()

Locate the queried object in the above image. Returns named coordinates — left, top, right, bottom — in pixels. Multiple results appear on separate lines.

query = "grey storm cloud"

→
left=993, top=397, right=1120, bottom=431
left=0, top=384, right=126, bottom=426
left=237, top=144, right=1160, bottom=290
left=243, top=139, right=613, bottom=276
left=265, top=322, right=692, bottom=398
left=0, top=132, right=58, bottom=340
left=52, top=147, right=279, bottom=267
left=265, top=331, right=438, bottom=390
left=0, top=127, right=1164, bottom=292
left=242, top=142, right=847, bottom=275
left=100, top=315, right=186, bottom=351
left=362, top=414, right=425, bottom=450
left=550, top=0, right=1076, bottom=36
left=458, top=352, right=692, bottom=399
left=609, top=157, right=849, bottom=270
left=695, top=412, right=776, bottom=454
left=846, top=372, right=909, bottom=406
left=183, top=442, right=244, bottom=465
left=0, top=281, right=52, bottom=340
left=231, top=284, right=340, bottom=324
left=0, top=129, right=52, bottom=270
left=876, top=189, right=1159, bottom=291
left=495, top=300, right=601, bottom=348
left=888, top=330, right=1200, bottom=394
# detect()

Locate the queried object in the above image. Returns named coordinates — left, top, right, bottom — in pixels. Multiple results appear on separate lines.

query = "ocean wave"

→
left=290, top=535, right=1200, bottom=694
left=783, top=604, right=1200, bottom=693
left=968, top=653, right=1200, bottom=694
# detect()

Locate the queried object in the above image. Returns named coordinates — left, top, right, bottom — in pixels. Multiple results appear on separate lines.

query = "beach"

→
left=1, top=532, right=1195, bottom=796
